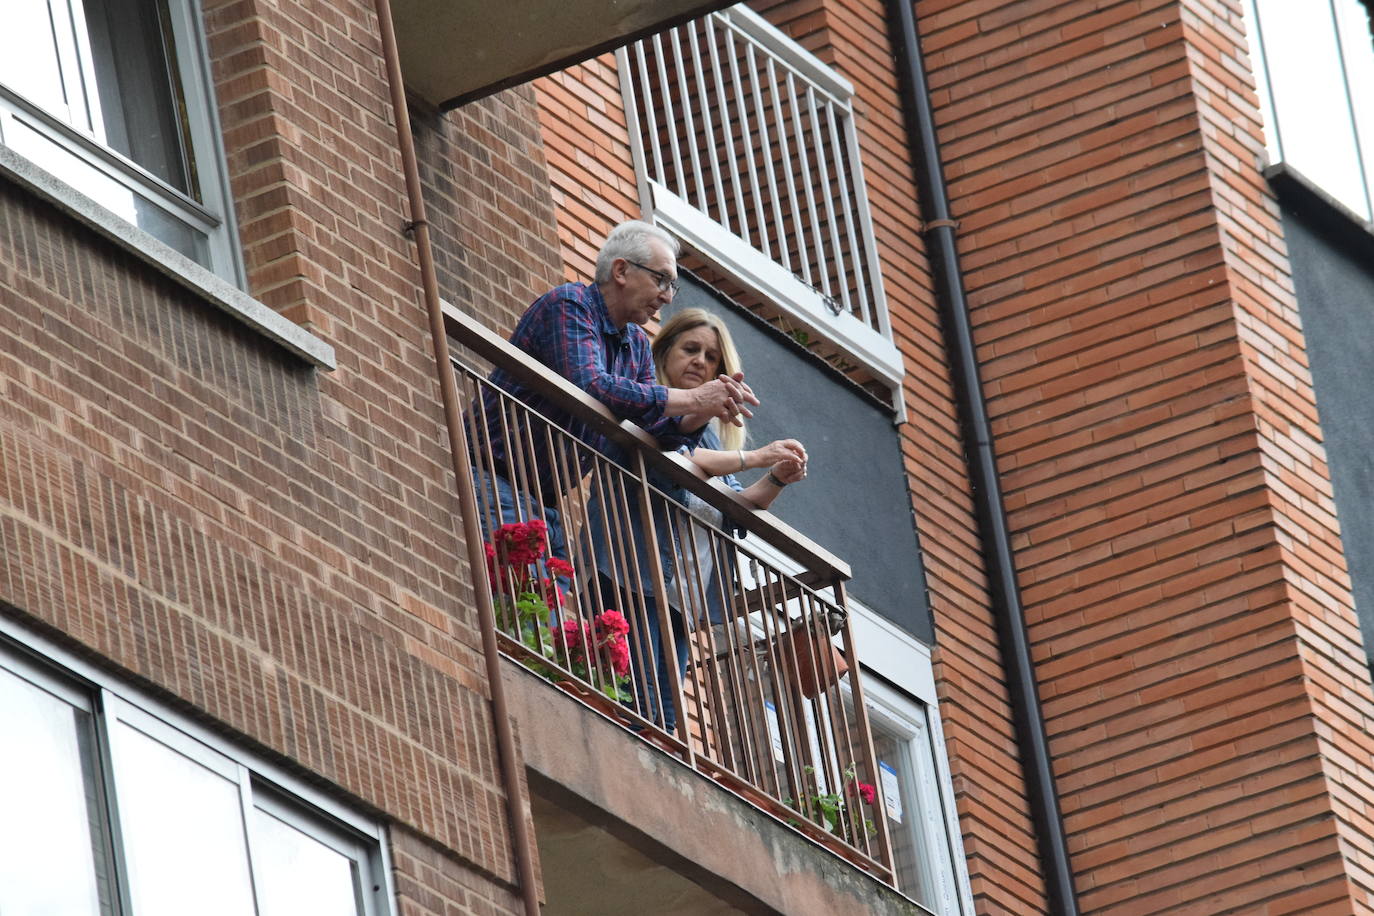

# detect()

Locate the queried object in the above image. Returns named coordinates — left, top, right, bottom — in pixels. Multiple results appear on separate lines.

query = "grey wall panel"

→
left=1281, top=204, right=1374, bottom=657
left=665, top=274, right=933, bottom=643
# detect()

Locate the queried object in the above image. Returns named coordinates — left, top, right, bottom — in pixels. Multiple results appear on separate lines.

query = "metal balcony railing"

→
left=443, top=302, right=895, bottom=882
left=617, top=5, right=903, bottom=392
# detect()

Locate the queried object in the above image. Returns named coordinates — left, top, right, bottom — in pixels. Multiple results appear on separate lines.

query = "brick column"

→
left=921, top=0, right=1374, bottom=910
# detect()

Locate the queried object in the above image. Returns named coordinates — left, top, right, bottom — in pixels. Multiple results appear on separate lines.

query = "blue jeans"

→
left=599, top=573, right=687, bottom=734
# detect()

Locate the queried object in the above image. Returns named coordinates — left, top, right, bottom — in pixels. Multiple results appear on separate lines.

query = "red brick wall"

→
left=414, top=86, right=566, bottom=330
left=1181, top=0, right=1374, bottom=906
left=0, top=175, right=509, bottom=885
left=531, top=57, right=641, bottom=284
left=920, top=0, right=1374, bottom=911
left=0, top=0, right=574, bottom=910
left=748, top=1, right=1050, bottom=910
left=391, top=827, right=526, bottom=916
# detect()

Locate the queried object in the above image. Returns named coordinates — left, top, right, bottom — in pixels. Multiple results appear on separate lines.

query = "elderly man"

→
left=471, top=220, right=756, bottom=564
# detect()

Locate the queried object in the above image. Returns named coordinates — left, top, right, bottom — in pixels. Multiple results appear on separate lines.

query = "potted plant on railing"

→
left=486, top=520, right=632, bottom=703
left=790, top=765, right=878, bottom=847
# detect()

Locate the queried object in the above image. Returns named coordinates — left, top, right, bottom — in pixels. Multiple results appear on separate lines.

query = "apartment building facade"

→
left=3, top=0, right=1373, bottom=914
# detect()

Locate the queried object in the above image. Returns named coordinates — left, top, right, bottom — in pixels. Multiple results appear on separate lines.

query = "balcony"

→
left=443, top=303, right=896, bottom=886
left=388, top=0, right=735, bottom=109
left=617, top=6, right=903, bottom=395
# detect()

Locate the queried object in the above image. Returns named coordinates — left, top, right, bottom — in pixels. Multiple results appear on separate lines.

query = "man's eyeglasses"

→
left=626, top=260, right=680, bottom=296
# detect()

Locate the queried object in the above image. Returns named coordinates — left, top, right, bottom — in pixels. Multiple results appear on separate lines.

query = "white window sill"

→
left=1265, top=161, right=1374, bottom=241
left=0, top=145, right=335, bottom=370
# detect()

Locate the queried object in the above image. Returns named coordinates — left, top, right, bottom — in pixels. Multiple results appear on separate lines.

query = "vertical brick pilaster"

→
left=924, top=0, right=1374, bottom=911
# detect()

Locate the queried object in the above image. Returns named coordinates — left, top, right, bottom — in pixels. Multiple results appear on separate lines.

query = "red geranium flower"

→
left=494, top=520, right=547, bottom=567
left=848, top=778, right=877, bottom=806
left=596, top=609, right=630, bottom=637
left=546, top=557, right=575, bottom=579
left=553, top=620, right=587, bottom=652
left=607, top=639, right=631, bottom=677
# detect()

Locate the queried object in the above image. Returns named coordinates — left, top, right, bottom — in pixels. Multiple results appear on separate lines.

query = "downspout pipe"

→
left=887, top=4, right=1080, bottom=914
left=370, top=2, right=541, bottom=913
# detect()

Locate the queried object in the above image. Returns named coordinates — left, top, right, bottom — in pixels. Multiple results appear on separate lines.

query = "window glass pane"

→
left=0, top=0, right=80, bottom=121
left=251, top=807, right=365, bottom=916
left=0, top=663, right=111, bottom=916
left=0, top=0, right=239, bottom=281
left=1254, top=0, right=1369, bottom=213
left=83, top=0, right=194, bottom=195
left=1240, top=0, right=1280, bottom=161
left=4, top=112, right=210, bottom=263
left=1336, top=0, right=1374, bottom=218
left=111, top=721, right=257, bottom=916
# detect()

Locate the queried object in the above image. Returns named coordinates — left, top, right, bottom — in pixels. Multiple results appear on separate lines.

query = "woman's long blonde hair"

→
left=653, top=308, right=746, bottom=452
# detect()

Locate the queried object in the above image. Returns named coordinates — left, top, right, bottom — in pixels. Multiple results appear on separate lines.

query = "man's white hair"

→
left=594, top=220, right=681, bottom=283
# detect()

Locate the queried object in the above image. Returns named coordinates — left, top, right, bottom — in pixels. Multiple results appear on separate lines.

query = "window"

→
left=860, top=678, right=974, bottom=914
left=0, top=0, right=243, bottom=281
left=0, top=633, right=392, bottom=916
left=1243, top=0, right=1374, bottom=220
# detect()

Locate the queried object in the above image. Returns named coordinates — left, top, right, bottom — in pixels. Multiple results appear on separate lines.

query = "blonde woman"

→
left=653, top=308, right=807, bottom=501
left=589, top=307, right=807, bottom=733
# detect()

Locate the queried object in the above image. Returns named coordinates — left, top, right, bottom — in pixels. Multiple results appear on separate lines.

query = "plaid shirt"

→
left=476, top=282, right=699, bottom=499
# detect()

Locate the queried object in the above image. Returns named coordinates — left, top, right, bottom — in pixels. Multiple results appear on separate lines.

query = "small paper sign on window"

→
left=879, top=760, right=903, bottom=823
left=764, top=701, right=785, bottom=763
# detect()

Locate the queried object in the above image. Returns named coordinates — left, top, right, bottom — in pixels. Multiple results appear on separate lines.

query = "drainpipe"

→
left=887, top=3, right=1080, bottom=914
left=370, top=1, right=541, bottom=913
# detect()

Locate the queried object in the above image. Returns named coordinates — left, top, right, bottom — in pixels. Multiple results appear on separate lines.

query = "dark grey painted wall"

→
left=1280, top=199, right=1374, bottom=658
left=666, top=274, right=933, bottom=643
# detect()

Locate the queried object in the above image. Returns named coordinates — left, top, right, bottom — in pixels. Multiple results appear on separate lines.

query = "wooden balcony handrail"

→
left=442, top=299, right=851, bottom=583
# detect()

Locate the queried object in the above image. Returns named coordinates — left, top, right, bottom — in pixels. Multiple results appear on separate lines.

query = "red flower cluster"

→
left=848, top=777, right=877, bottom=806
left=554, top=610, right=632, bottom=677
left=486, top=521, right=572, bottom=602
left=493, top=519, right=547, bottom=566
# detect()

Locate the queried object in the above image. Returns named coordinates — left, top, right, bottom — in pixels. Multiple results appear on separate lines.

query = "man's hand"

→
left=664, top=372, right=761, bottom=429
left=692, top=372, right=760, bottom=427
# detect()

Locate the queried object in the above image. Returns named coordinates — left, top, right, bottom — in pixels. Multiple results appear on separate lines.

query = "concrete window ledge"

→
left=502, top=659, right=927, bottom=916
left=0, top=146, right=335, bottom=370
left=1265, top=162, right=1374, bottom=264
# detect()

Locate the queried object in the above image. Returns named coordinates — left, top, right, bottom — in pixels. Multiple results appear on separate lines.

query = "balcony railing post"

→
left=631, top=449, right=694, bottom=763
left=841, top=108, right=892, bottom=342
left=704, top=16, right=749, bottom=245
left=826, top=103, right=870, bottom=323
left=833, top=580, right=896, bottom=880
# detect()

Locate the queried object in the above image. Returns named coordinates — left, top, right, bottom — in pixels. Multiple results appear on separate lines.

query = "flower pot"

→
left=788, top=623, right=848, bottom=698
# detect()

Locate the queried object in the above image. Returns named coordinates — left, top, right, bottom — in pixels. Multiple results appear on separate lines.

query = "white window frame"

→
left=0, top=0, right=246, bottom=284
left=861, top=675, right=974, bottom=915
left=0, top=616, right=396, bottom=916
